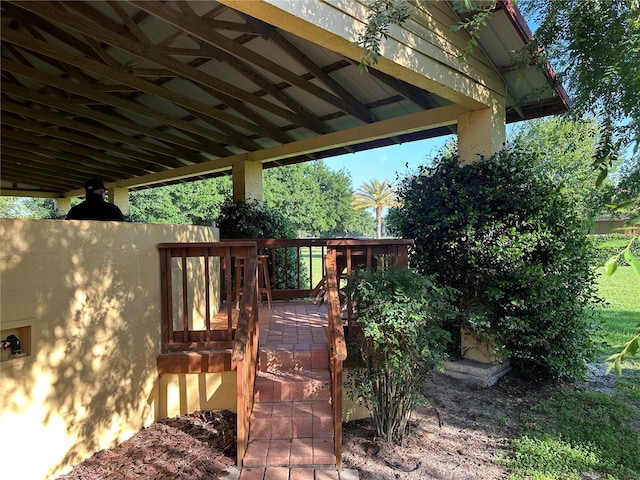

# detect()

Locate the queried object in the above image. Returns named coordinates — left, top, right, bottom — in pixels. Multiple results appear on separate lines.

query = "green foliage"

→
left=511, top=117, right=619, bottom=219
left=345, top=265, right=456, bottom=443
left=0, top=197, right=59, bottom=219
left=215, top=199, right=303, bottom=289
left=607, top=330, right=640, bottom=376
left=353, top=0, right=410, bottom=72
left=449, top=1, right=497, bottom=61
left=216, top=199, right=297, bottom=240
left=589, top=234, right=640, bottom=268
left=393, top=148, right=601, bottom=379
left=504, top=390, right=640, bottom=478
left=264, top=161, right=373, bottom=237
left=521, top=0, right=640, bottom=151
left=598, top=155, right=640, bottom=278
left=129, top=178, right=231, bottom=224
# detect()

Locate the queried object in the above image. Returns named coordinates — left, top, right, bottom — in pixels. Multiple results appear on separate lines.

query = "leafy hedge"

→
left=588, top=233, right=640, bottom=268
left=345, top=265, right=456, bottom=443
left=392, top=148, right=601, bottom=379
left=215, top=199, right=307, bottom=289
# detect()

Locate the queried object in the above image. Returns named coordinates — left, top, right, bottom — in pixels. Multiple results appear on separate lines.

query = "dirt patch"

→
left=341, top=370, right=561, bottom=480
left=54, top=370, right=582, bottom=480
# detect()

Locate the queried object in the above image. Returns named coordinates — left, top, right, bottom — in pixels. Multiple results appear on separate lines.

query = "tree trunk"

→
left=376, top=206, right=383, bottom=238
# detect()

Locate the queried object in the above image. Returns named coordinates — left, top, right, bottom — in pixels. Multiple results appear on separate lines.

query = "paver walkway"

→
left=239, top=302, right=355, bottom=480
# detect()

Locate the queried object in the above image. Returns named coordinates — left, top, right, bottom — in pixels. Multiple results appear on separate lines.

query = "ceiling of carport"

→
left=0, top=0, right=568, bottom=197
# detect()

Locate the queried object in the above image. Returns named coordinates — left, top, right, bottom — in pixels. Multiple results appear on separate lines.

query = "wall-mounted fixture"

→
left=1, top=325, right=30, bottom=362
left=2, top=335, right=22, bottom=355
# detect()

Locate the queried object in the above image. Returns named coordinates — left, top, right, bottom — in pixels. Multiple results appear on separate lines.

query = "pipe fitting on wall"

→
left=1, top=335, right=21, bottom=355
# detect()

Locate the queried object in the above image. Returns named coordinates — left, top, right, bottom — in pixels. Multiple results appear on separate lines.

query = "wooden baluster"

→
left=181, top=248, right=189, bottom=344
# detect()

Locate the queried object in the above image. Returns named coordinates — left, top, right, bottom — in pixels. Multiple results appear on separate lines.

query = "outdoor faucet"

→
left=1, top=335, right=21, bottom=355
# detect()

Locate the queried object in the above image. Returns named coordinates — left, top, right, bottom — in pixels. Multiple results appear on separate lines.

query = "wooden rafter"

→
left=4, top=0, right=562, bottom=196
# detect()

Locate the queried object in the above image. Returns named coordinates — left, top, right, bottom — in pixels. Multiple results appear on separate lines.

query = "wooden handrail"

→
left=325, top=250, right=347, bottom=362
left=324, top=249, right=345, bottom=467
left=232, top=254, right=258, bottom=362
left=232, top=254, right=259, bottom=467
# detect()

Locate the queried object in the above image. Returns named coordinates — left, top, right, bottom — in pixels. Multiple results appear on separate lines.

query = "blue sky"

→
left=321, top=135, right=455, bottom=189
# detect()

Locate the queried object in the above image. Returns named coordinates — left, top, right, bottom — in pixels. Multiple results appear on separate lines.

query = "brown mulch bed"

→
left=55, top=410, right=237, bottom=480
left=56, top=368, right=610, bottom=480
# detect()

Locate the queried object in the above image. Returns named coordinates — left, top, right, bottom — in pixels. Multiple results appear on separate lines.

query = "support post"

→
left=446, top=93, right=510, bottom=385
left=233, top=160, right=263, bottom=202
left=110, top=186, right=130, bottom=216
left=55, top=197, right=72, bottom=218
left=457, top=94, right=506, bottom=163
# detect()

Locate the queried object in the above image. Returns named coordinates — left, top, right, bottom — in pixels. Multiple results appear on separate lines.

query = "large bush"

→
left=215, top=199, right=305, bottom=289
left=393, top=149, right=601, bottom=379
left=346, top=265, right=456, bottom=443
left=216, top=199, right=297, bottom=239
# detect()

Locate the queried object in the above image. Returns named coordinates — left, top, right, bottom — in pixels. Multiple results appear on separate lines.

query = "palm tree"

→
left=353, top=178, right=401, bottom=239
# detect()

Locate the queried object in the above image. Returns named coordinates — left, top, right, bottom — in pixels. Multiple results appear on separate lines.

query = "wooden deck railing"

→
left=158, top=238, right=413, bottom=467
left=253, top=238, right=413, bottom=301
left=231, top=255, right=259, bottom=467
left=158, top=241, right=259, bottom=467
left=158, top=241, right=258, bottom=352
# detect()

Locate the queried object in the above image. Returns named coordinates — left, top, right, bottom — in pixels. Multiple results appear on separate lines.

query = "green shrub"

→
left=216, top=199, right=297, bottom=239
left=588, top=233, right=640, bottom=268
left=346, top=265, right=456, bottom=443
left=392, top=148, right=601, bottom=379
left=216, top=199, right=306, bottom=289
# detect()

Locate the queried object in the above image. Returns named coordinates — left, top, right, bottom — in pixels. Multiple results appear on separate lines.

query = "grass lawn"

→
left=300, top=247, right=324, bottom=288
left=595, top=266, right=640, bottom=357
left=504, top=267, right=640, bottom=480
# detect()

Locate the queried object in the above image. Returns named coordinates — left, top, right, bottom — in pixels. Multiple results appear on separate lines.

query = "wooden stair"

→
left=240, top=343, right=341, bottom=479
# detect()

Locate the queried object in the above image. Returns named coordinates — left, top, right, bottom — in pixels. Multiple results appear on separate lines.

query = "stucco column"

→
left=232, top=160, right=263, bottom=202
left=450, top=93, right=510, bottom=381
left=110, top=187, right=130, bottom=216
left=457, top=93, right=506, bottom=162
left=55, top=197, right=72, bottom=217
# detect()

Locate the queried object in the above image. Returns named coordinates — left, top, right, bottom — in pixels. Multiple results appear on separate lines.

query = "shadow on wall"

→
left=0, top=219, right=218, bottom=479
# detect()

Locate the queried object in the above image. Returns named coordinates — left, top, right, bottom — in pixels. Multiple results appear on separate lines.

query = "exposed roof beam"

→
left=2, top=100, right=193, bottom=168
left=1, top=57, right=251, bottom=153
left=118, top=104, right=468, bottom=191
left=14, top=1, right=316, bottom=137
left=0, top=30, right=261, bottom=138
left=129, top=0, right=376, bottom=124
left=1, top=114, right=171, bottom=173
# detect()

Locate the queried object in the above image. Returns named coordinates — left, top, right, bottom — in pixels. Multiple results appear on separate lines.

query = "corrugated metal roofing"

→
left=0, top=0, right=568, bottom=197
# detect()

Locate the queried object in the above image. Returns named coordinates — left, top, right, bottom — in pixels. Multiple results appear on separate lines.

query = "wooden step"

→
left=242, top=437, right=336, bottom=468
left=239, top=465, right=359, bottom=479
left=250, top=400, right=333, bottom=440
left=254, top=369, right=331, bottom=403
left=259, top=345, right=329, bottom=372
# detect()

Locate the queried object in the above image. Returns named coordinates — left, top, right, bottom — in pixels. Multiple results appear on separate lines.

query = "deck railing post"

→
left=324, top=249, right=347, bottom=467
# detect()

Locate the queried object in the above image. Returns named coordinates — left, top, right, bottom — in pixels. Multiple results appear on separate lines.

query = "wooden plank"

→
left=333, top=359, right=343, bottom=467
left=160, top=248, right=171, bottom=353
left=204, top=250, right=211, bottom=343
left=325, top=250, right=347, bottom=361
left=232, top=255, right=258, bottom=362
left=181, top=249, right=190, bottom=341
left=156, top=350, right=232, bottom=374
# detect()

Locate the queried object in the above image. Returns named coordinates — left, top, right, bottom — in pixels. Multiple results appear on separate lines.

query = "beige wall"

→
left=159, top=371, right=237, bottom=418
left=0, top=219, right=220, bottom=480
